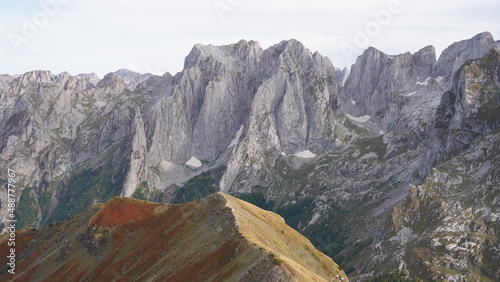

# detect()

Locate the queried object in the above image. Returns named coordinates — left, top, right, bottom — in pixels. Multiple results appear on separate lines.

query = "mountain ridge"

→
left=0, top=193, right=347, bottom=281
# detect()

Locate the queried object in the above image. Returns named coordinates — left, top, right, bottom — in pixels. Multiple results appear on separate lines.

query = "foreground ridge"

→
left=0, top=193, right=347, bottom=281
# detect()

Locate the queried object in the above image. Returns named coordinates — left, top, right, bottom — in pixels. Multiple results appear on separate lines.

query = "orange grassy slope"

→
left=0, top=193, right=347, bottom=281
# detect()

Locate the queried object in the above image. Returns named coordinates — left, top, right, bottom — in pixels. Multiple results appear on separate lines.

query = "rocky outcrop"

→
left=335, top=67, right=350, bottom=87
left=145, top=40, right=263, bottom=165
left=371, top=131, right=500, bottom=281
left=219, top=40, right=344, bottom=192
left=121, top=107, right=148, bottom=197
left=432, top=32, right=500, bottom=78
left=127, top=39, right=345, bottom=194
left=340, top=32, right=500, bottom=136
left=0, top=70, right=145, bottom=230
left=114, top=68, right=153, bottom=89
left=413, top=45, right=436, bottom=80
left=340, top=46, right=431, bottom=129
left=421, top=48, right=500, bottom=175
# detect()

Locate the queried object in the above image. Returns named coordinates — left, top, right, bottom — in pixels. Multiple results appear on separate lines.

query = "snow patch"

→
left=436, top=76, right=444, bottom=82
left=95, top=101, right=107, bottom=108
left=446, top=244, right=457, bottom=251
left=379, top=130, right=386, bottom=135
left=351, top=97, right=356, bottom=105
left=360, top=152, right=377, bottom=160
left=405, top=91, right=417, bottom=97
left=228, top=124, right=243, bottom=148
left=185, top=157, right=202, bottom=168
left=416, top=77, right=431, bottom=86
left=308, top=212, right=321, bottom=226
left=346, top=114, right=371, bottom=123
left=431, top=238, right=442, bottom=247
left=280, top=152, right=287, bottom=156
left=294, top=150, right=316, bottom=158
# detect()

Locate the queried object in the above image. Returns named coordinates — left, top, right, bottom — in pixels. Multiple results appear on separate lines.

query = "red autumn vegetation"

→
left=0, top=194, right=346, bottom=281
left=90, top=197, right=159, bottom=228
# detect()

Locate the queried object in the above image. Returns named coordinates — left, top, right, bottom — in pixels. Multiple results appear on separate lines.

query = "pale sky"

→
left=1, top=0, right=499, bottom=77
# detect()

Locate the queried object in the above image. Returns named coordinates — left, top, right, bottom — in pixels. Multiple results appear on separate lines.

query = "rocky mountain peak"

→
left=184, top=39, right=263, bottom=70
left=134, top=72, right=174, bottom=96
left=340, top=32, right=500, bottom=134
left=231, top=39, right=263, bottom=58
left=341, top=46, right=418, bottom=127
left=420, top=47, right=500, bottom=175
left=361, top=46, right=390, bottom=62
left=97, top=72, right=124, bottom=87
left=432, top=31, right=500, bottom=77
left=273, top=38, right=306, bottom=54
left=18, top=70, right=56, bottom=84
left=75, top=72, right=100, bottom=80
left=114, top=68, right=137, bottom=77
left=0, top=74, right=15, bottom=89
left=55, top=71, right=72, bottom=82
left=413, top=45, right=436, bottom=79
left=469, top=31, right=495, bottom=45
left=94, top=72, right=127, bottom=98
left=74, top=72, right=100, bottom=90
left=114, top=68, right=153, bottom=89
left=413, top=45, right=436, bottom=65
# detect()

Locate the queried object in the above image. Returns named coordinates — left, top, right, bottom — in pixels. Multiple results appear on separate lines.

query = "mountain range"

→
left=1, top=31, right=499, bottom=281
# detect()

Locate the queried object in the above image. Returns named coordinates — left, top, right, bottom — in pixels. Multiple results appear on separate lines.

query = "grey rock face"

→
left=219, top=40, right=344, bottom=192
left=335, top=67, right=350, bottom=87
left=432, top=32, right=500, bottom=78
left=114, top=68, right=153, bottom=89
left=122, top=107, right=148, bottom=197
left=132, top=39, right=344, bottom=194
left=338, top=33, right=500, bottom=150
left=75, top=73, right=100, bottom=91
left=340, top=47, right=421, bottom=129
left=135, top=72, right=174, bottom=97
left=356, top=44, right=500, bottom=281
left=1, top=32, right=500, bottom=281
left=421, top=48, right=500, bottom=175
left=0, top=69, right=141, bottom=229
left=373, top=131, right=500, bottom=281
left=144, top=40, right=263, bottom=166
left=413, top=45, right=436, bottom=79
left=95, top=72, right=127, bottom=100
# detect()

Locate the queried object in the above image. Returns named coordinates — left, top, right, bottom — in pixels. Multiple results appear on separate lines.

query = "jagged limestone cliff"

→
left=1, top=32, right=500, bottom=280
